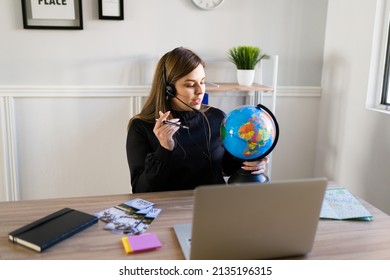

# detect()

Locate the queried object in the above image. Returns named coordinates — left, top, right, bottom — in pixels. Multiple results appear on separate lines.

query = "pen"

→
left=162, top=120, right=189, bottom=130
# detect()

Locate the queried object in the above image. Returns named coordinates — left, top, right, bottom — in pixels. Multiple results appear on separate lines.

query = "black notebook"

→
left=8, top=208, right=98, bottom=252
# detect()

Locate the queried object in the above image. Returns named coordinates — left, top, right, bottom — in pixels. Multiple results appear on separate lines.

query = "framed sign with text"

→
left=98, top=0, right=124, bottom=20
left=21, top=0, right=83, bottom=30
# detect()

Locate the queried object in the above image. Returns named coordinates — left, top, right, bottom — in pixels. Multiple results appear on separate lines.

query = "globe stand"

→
left=228, top=169, right=269, bottom=184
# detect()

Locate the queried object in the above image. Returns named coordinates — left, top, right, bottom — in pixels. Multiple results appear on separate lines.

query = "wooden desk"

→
left=1, top=188, right=390, bottom=260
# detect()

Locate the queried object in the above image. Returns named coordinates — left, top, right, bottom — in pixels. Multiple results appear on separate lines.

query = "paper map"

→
left=320, top=188, right=373, bottom=221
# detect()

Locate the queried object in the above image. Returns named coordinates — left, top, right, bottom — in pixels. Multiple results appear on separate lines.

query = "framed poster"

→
left=98, top=0, right=124, bottom=20
left=21, top=0, right=83, bottom=30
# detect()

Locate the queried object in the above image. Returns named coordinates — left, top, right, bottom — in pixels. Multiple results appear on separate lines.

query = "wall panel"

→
left=0, top=85, right=320, bottom=201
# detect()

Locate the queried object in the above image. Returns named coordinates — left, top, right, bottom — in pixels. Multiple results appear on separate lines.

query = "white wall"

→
left=0, top=0, right=328, bottom=200
left=316, top=0, right=390, bottom=214
left=1, top=0, right=327, bottom=86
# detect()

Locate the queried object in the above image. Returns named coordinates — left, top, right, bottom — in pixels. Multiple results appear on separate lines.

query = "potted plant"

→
left=228, top=45, right=268, bottom=86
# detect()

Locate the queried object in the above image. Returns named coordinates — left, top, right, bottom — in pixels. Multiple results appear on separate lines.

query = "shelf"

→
left=206, top=83, right=273, bottom=92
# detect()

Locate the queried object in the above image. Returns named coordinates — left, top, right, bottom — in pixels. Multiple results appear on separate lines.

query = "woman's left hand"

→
left=241, top=157, right=269, bottom=175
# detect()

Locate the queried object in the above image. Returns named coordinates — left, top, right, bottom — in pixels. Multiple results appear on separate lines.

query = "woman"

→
left=126, top=47, right=267, bottom=193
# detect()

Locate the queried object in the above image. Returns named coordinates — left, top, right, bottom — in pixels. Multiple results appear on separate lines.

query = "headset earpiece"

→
left=162, top=56, right=176, bottom=100
left=165, top=84, right=176, bottom=99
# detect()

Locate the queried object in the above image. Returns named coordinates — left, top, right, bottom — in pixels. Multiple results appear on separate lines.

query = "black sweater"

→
left=126, top=107, right=241, bottom=193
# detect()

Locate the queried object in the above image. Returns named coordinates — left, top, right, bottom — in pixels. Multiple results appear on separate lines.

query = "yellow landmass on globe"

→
left=238, top=121, right=271, bottom=157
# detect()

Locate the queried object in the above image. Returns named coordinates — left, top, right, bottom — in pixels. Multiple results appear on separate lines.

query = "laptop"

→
left=173, top=178, right=327, bottom=260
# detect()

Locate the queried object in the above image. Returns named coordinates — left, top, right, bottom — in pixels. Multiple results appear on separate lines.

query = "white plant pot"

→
left=236, top=69, right=255, bottom=86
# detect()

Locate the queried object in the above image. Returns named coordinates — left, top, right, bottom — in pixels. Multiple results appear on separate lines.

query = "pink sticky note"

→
left=122, top=233, right=162, bottom=254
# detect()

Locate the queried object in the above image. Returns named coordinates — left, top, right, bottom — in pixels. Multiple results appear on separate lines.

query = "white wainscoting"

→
left=0, top=85, right=321, bottom=201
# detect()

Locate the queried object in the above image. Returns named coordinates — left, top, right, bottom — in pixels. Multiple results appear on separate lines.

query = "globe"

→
left=221, top=104, right=279, bottom=183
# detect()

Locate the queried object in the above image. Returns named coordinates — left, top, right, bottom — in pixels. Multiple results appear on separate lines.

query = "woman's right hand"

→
left=153, top=111, right=180, bottom=151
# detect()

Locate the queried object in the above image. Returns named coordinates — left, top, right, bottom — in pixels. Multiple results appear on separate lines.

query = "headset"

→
left=162, top=57, right=202, bottom=113
left=162, top=58, right=176, bottom=100
left=165, top=84, right=176, bottom=100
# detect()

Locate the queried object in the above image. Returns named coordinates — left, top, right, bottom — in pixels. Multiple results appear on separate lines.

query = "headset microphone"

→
left=171, top=94, right=200, bottom=112
left=172, top=93, right=211, bottom=147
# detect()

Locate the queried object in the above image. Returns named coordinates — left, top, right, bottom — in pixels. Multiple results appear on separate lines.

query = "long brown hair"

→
left=129, top=47, right=206, bottom=127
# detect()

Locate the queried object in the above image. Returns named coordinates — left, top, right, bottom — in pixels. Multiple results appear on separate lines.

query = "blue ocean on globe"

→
left=221, top=104, right=279, bottom=161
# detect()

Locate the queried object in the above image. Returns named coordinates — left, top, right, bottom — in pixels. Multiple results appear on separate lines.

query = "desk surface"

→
left=1, top=186, right=390, bottom=260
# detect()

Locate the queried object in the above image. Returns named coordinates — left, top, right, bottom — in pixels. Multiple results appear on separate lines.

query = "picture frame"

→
left=98, top=0, right=124, bottom=20
left=21, top=0, right=83, bottom=30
